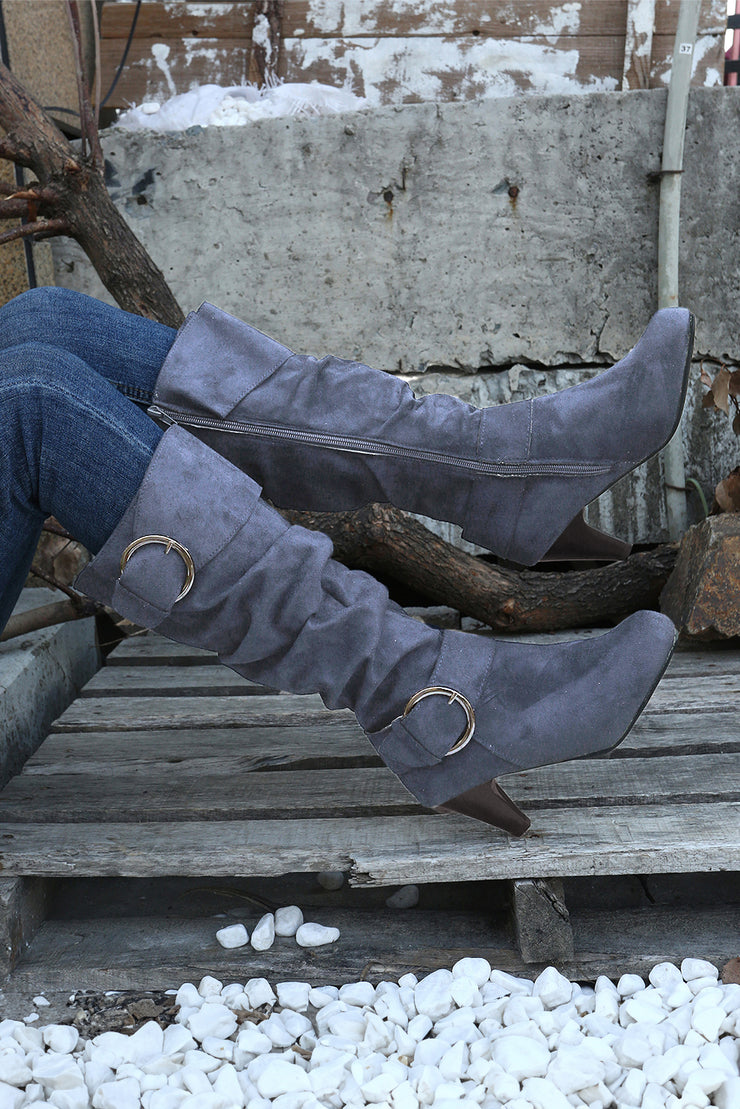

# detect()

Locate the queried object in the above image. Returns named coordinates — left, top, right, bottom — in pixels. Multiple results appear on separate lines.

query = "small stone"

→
left=295, top=923, right=340, bottom=948
left=533, top=967, right=572, bottom=1009
left=216, top=923, right=249, bottom=949
left=691, top=1005, right=725, bottom=1041
left=198, top=976, right=223, bottom=999
left=251, top=914, right=276, bottom=951
left=32, top=996, right=50, bottom=1008
left=415, top=970, right=455, bottom=1021
left=452, top=958, right=491, bottom=988
left=32, top=1055, right=86, bottom=1092
left=276, top=981, right=311, bottom=1011
left=187, top=1002, right=238, bottom=1042
left=385, top=885, right=419, bottom=909
left=175, top=983, right=202, bottom=1009
left=339, top=981, right=376, bottom=1007
left=92, top=1077, right=141, bottom=1109
left=23, top=1014, right=39, bottom=1024
left=236, top=1025, right=272, bottom=1055
left=245, top=978, right=277, bottom=1009
left=0, top=1055, right=32, bottom=1087
left=521, top=1075, right=573, bottom=1109
left=42, top=1025, right=79, bottom=1055
left=681, top=959, right=719, bottom=983
left=490, top=1034, right=549, bottom=1080
left=255, top=1060, right=311, bottom=1098
left=317, top=871, right=345, bottom=890
left=617, top=974, right=645, bottom=997
left=274, top=906, right=303, bottom=937
left=308, top=987, right=337, bottom=1008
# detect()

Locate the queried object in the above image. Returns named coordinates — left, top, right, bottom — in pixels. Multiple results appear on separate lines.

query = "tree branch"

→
left=284, top=503, right=678, bottom=632
left=0, top=598, right=98, bottom=642
left=0, top=218, right=69, bottom=246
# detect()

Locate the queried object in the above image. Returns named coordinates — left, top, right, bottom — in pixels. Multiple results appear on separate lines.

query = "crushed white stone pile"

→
left=1, top=957, right=738, bottom=1109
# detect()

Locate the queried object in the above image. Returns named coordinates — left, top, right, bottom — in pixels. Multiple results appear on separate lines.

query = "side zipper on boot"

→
left=147, top=405, right=614, bottom=480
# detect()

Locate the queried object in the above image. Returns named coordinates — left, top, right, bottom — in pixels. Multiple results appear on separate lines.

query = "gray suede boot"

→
left=148, top=304, right=694, bottom=566
left=75, top=426, right=678, bottom=835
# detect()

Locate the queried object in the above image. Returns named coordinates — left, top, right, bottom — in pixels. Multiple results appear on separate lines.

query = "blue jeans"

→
left=0, top=287, right=177, bottom=633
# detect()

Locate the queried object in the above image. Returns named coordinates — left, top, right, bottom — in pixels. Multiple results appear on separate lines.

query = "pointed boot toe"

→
left=369, top=610, right=677, bottom=833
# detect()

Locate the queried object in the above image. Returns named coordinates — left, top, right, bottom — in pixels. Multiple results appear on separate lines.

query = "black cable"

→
left=0, top=0, right=37, bottom=288
left=101, top=0, right=141, bottom=107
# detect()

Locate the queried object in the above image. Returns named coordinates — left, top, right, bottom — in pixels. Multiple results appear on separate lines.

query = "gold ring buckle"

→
left=119, top=535, right=195, bottom=603
left=403, top=686, right=476, bottom=756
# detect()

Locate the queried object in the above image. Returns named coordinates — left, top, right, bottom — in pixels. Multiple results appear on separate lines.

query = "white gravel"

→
left=1, top=957, right=738, bottom=1108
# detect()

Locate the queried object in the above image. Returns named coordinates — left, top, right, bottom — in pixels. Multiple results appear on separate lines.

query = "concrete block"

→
left=660, top=515, right=740, bottom=639
left=0, top=589, right=99, bottom=787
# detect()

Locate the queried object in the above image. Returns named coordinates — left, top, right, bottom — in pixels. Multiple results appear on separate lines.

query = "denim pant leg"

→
left=0, top=343, right=163, bottom=633
left=0, top=287, right=176, bottom=404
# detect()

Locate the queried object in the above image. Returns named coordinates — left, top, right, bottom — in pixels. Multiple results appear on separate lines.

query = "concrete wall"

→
left=52, top=87, right=740, bottom=544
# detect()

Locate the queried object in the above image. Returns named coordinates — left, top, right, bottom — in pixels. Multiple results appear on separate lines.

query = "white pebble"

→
left=681, top=959, right=718, bottom=983
left=533, top=966, right=572, bottom=1009
left=274, top=906, right=304, bottom=937
left=32, top=996, right=50, bottom=1008
left=198, top=977, right=223, bottom=999
left=276, top=981, right=311, bottom=1011
left=245, top=978, right=277, bottom=1009
left=452, top=958, right=491, bottom=988
left=617, top=974, right=645, bottom=998
left=317, top=871, right=345, bottom=890
left=490, top=1034, right=550, bottom=1080
left=216, top=923, right=249, bottom=949
left=295, top=923, right=340, bottom=948
left=251, top=914, right=276, bottom=951
left=255, top=1060, right=311, bottom=1098
left=42, top=1025, right=79, bottom=1055
left=386, top=885, right=420, bottom=909
left=415, top=970, right=455, bottom=1021
left=187, top=1002, right=238, bottom=1042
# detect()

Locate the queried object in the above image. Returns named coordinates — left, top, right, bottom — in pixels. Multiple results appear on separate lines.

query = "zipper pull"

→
left=148, top=404, right=178, bottom=427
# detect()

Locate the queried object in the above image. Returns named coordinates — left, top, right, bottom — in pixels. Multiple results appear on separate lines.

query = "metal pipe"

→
left=658, top=0, right=699, bottom=539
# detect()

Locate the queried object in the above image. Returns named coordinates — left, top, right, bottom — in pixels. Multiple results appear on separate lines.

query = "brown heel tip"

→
left=435, top=780, right=531, bottom=836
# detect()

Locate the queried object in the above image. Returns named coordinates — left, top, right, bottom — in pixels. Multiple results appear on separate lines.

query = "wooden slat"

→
left=101, top=1, right=723, bottom=42
left=0, top=754, right=736, bottom=823
left=99, top=40, right=251, bottom=104
left=106, top=637, right=218, bottom=666
left=0, top=802, right=736, bottom=879
left=11, top=902, right=740, bottom=992
left=22, top=709, right=740, bottom=778
left=81, top=665, right=276, bottom=697
left=51, top=693, right=351, bottom=732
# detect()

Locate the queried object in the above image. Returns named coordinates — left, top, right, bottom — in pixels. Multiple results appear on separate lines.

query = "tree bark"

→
left=0, top=60, right=183, bottom=326
left=284, top=503, right=679, bottom=632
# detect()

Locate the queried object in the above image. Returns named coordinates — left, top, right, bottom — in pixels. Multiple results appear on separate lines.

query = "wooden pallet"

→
left=1, top=631, right=738, bottom=988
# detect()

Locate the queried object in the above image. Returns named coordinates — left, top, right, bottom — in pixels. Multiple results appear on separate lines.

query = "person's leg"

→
left=0, top=287, right=176, bottom=404
left=0, top=342, right=163, bottom=632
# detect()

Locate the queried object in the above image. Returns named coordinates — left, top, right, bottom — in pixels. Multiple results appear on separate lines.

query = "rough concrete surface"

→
left=52, top=87, right=740, bottom=541
left=0, top=589, right=99, bottom=788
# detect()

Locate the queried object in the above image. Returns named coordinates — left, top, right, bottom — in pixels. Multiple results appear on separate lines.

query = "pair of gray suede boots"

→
left=76, top=305, right=694, bottom=835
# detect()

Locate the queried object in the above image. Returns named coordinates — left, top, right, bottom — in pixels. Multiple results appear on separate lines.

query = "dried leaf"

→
left=714, top=467, right=740, bottom=513
left=711, top=366, right=731, bottom=414
left=700, top=365, right=714, bottom=388
left=702, top=389, right=716, bottom=409
left=721, top=956, right=740, bottom=985
left=729, top=370, right=740, bottom=397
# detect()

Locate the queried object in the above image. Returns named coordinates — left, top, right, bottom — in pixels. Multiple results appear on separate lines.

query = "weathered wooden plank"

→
left=0, top=802, right=736, bottom=879
left=99, top=40, right=251, bottom=105
left=51, top=693, right=351, bottom=732
left=23, top=724, right=376, bottom=773
left=106, top=637, right=218, bottom=666
left=0, top=877, right=54, bottom=975
left=81, top=665, right=276, bottom=697
left=102, top=1, right=254, bottom=39
left=11, top=901, right=738, bottom=992
left=622, top=0, right=655, bottom=90
left=2, top=754, right=737, bottom=823
left=23, top=710, right=740, bottom=778
left=511, top=877, right=574, bottom=963
left=101, top=1, right=722, bottom=42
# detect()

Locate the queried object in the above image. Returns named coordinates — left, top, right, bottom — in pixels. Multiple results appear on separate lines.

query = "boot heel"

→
left=435, top=779, right=531, bottom=836
left=540, top=510, right=632, bottom=563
